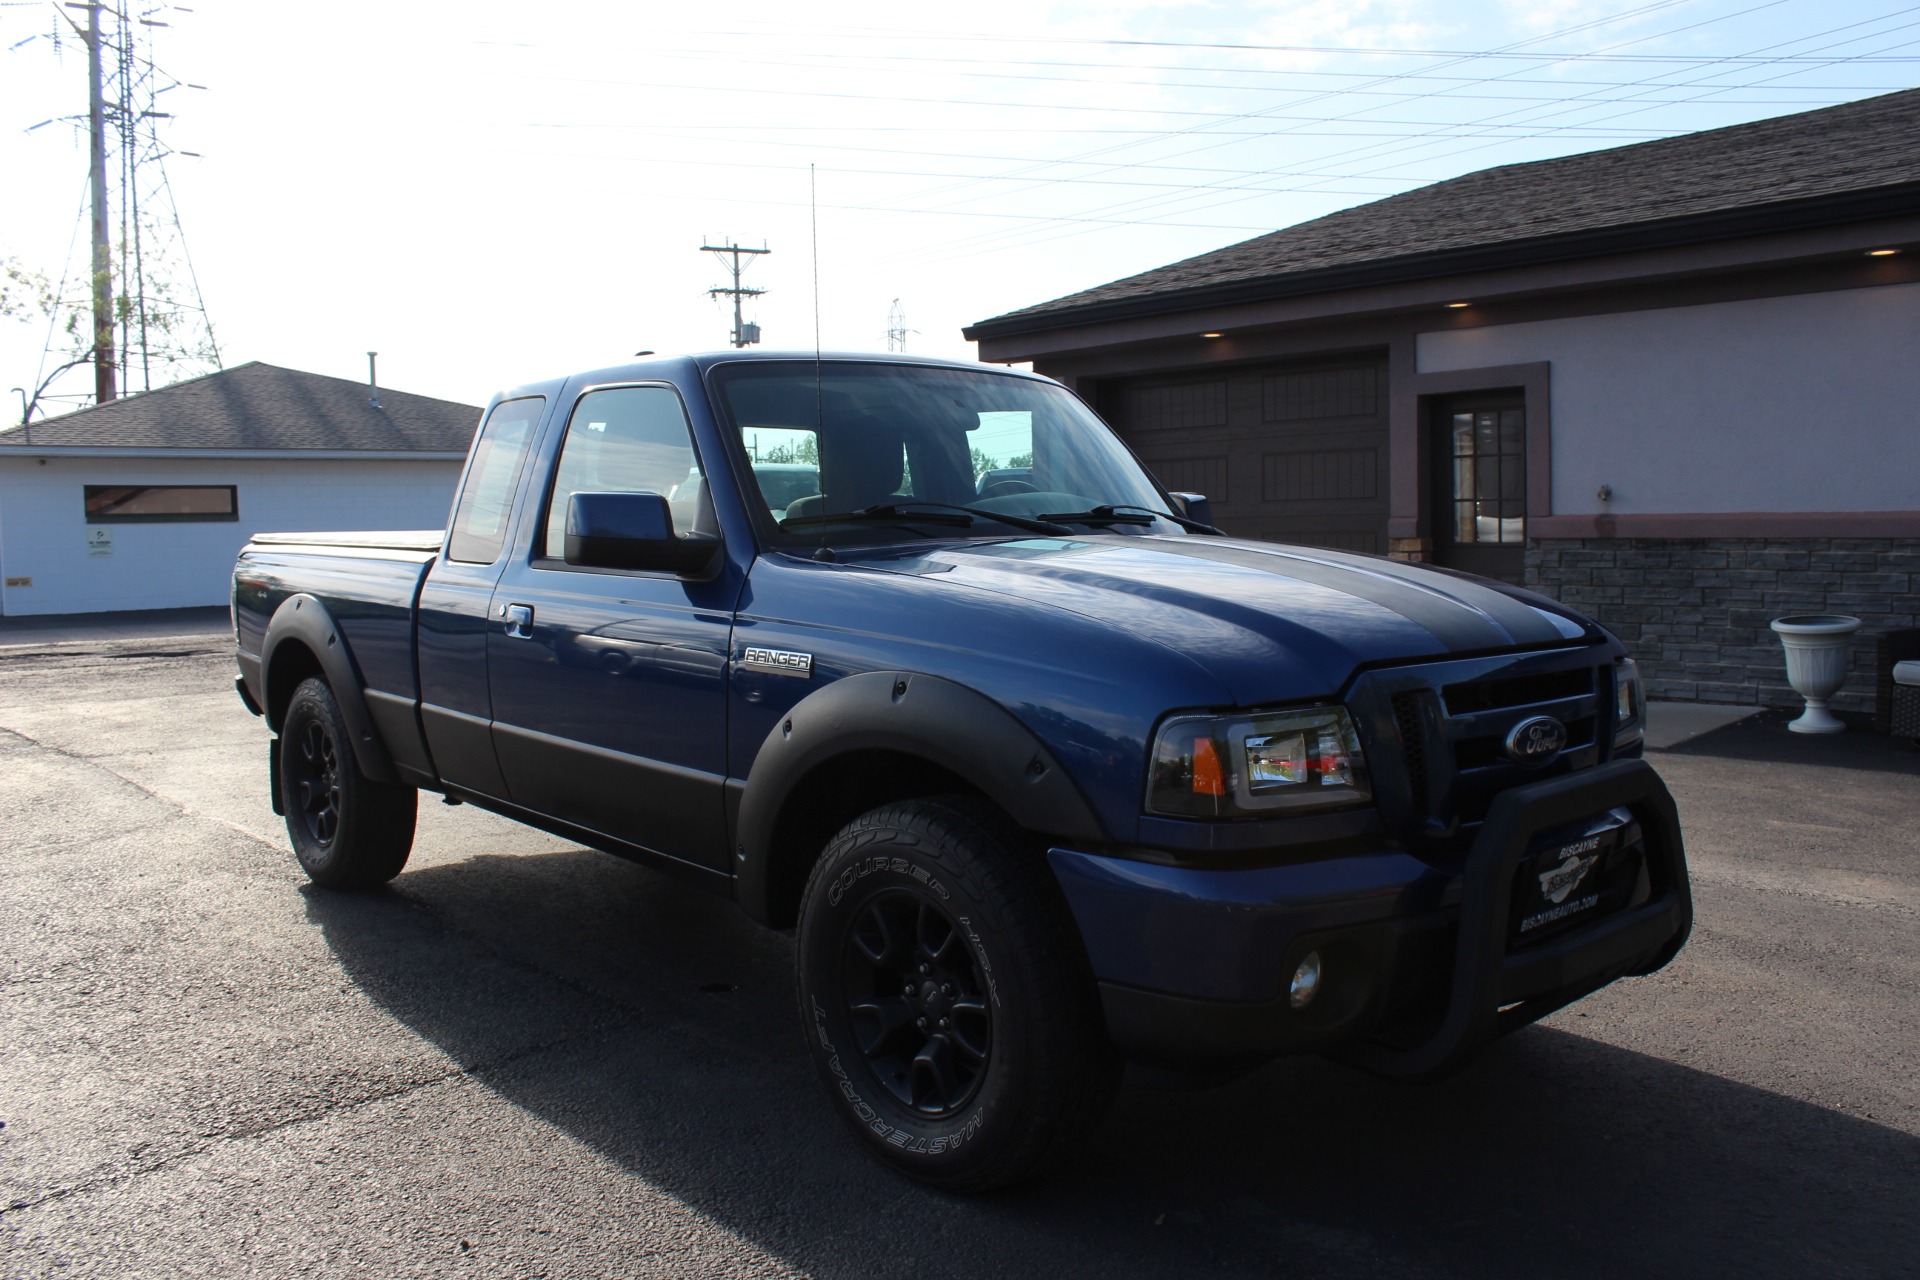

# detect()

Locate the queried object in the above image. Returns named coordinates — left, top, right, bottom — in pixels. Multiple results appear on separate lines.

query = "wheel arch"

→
left=733, top=671, right=1107, bottom=927
left=262, top=594, right=398, bottom=783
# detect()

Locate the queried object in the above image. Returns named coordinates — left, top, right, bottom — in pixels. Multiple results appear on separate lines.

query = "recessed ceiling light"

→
left=1867, top=248, right=1899, bottom=257
left=1200, top=331, right=1224, bottom=338
left=1446, top=301, right=1472, bottom=309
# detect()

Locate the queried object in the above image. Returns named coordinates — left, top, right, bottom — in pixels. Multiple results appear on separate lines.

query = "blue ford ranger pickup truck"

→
left=233, top=351, right=1691, bottom=1191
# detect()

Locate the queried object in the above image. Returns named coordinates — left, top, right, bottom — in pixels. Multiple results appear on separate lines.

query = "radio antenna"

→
left=809, top=163, right=832, bottom=560
left=811, top=163, right=823, bottom=432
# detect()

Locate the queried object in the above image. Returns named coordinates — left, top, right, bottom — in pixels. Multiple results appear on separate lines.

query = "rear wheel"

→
left=796, top=797, right=1120, bottom=1192
left=279, top=676, right=416, bottom=889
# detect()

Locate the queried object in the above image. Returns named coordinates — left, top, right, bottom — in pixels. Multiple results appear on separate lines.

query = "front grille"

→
left=1454, top=716, right=1597, bottom=771
left=1392, top=692, right=1429, bottom=817
left=1350, top=646, right=1615, bottom=851
left=1442, top=667, right=1592, bottom=715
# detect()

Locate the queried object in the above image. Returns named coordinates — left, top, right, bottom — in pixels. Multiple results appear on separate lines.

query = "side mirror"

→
left=565, top=491, right=720, bottom=578
left=1167, top=491, right=1215, bottom=528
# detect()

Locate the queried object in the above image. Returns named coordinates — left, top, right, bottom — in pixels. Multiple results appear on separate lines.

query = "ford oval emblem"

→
left=1505, top=715, right=1567, bottom=766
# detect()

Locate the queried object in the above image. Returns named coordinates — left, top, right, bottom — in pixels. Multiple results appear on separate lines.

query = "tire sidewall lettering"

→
left=810, top=995, right=985, bottom=1155
left=810, top=850, right=998, bottom=1154
left=826, top=852, right=949, bottom=908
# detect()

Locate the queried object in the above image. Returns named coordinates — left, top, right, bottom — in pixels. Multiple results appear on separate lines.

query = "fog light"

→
left=1289, top=951, right=1323, bottom=1010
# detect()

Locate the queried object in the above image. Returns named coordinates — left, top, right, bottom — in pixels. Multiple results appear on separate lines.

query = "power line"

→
left=623, top=40, right=1910, bottom=94
left=667, top=18, right=1920, bottom=62
left=832, top=0, right=1758, bottom=241
left=881, top=4, right=1920, bottom=266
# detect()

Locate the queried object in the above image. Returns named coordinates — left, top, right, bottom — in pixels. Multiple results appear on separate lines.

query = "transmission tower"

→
left=18, top=2, right=220, bottom=421
left=885, top=298, right=915, bottom=353
left=702, top=239, right=769, bottom=348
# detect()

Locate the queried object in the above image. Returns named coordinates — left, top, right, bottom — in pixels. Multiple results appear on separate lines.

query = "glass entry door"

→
left=1432, top=393, right=1526, bottom=584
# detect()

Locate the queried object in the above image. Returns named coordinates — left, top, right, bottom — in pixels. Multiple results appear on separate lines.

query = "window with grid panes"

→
left=1447, top=406, right=1525, bottom=544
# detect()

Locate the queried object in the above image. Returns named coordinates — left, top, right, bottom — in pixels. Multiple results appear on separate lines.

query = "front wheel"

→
left=795, top=797, right=1120, bottom=1191
left=278, top=676, right=417, bottom=889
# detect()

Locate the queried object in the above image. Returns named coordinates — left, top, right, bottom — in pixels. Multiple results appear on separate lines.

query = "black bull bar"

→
left=1346, top=757, right=1692, bottom=1080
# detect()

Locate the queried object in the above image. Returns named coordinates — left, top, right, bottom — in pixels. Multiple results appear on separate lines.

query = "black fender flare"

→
left=262, top=593, right=399, bottom=784
left=732, top=670, right=1108, bottom=924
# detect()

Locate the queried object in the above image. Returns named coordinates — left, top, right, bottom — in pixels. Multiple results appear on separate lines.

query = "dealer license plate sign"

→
left=1514, top=811, right=1631, bottom=938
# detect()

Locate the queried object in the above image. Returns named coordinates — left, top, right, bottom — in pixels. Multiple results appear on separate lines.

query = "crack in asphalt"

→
left=0, top=703, right=725, bottom=1223
left=1688, top=860, right=1920, bottom=921
left=0, top=1017, right=646, bottom=1220
left=0, top=720, right=285, bottom=856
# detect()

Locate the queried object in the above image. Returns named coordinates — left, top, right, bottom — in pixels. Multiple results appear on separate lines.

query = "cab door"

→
left=485, top=383, right=740, bottom=873
left=417, top=394, right=547, bottom=799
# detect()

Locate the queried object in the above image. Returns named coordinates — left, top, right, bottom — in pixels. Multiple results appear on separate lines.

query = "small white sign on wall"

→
left=86, top=526, right=113, bottom=557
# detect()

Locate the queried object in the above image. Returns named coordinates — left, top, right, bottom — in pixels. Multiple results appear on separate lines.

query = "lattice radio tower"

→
left=18, top=1, right=220, bottom=421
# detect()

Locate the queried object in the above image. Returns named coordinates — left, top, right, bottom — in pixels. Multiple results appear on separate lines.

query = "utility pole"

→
left=76, top=1, right=116, bottom=404
left=702, top=239, right=769, bottom=348
left=19, top=3, right=216, bottom=420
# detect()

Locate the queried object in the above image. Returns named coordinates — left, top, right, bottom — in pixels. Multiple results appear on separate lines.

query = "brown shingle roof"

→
left=0, top=361, right=481, bottom=452
left=968, top=86, right=1920, bottom=336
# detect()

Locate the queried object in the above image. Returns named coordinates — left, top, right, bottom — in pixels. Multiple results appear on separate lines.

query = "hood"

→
left=851, top=534, right=1595, bottom=707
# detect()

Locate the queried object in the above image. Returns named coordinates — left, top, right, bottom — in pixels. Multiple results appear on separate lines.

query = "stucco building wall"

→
left=0, top=455, right=461, bottom=615
left=1417, top=281, right=1920, bottom=519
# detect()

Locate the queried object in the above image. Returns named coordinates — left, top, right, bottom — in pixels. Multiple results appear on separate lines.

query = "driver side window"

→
left=541, top=386, right=706, bottom=559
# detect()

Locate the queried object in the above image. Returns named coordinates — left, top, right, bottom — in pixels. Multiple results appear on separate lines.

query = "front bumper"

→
left=1050, top=759, right=1690, bottom=1075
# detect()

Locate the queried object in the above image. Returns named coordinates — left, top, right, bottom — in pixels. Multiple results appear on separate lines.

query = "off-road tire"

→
left=795, top=796, right=1120, bottom=1192
left=279, top=676, right=416, bottom=889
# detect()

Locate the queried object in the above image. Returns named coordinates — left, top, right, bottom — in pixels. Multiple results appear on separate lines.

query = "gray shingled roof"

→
left=0, top=361, right=482, bottom=452
left=970, top=86, right=1920, bottom=334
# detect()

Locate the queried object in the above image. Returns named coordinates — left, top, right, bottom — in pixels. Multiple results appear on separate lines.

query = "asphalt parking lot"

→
left=2, top=630, right=1916, bottom=1279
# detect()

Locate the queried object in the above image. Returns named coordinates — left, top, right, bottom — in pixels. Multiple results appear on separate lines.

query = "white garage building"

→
left=0, top=362, right=479, bottom=616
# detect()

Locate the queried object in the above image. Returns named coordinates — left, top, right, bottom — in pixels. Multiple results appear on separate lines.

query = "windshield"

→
left=711, top=361, right=1181, bottom=546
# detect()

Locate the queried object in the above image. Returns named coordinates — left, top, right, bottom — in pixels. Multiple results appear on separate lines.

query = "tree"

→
left=1, top=258, right=54, bottom=325
left=2, top=258, right=93, bottom=427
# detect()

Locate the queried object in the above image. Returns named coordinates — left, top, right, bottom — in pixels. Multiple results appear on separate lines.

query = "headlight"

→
left=1147, top=706, right=1370, bottom=819
left=1615, top=659, right=1643, bottom=731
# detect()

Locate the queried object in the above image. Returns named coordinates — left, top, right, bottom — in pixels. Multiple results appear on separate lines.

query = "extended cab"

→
left=233, top=352, right=1691, bottom=1190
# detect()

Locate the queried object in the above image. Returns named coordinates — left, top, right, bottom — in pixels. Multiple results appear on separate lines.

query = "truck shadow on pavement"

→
left=304, top=847, right=1919, bottom=1280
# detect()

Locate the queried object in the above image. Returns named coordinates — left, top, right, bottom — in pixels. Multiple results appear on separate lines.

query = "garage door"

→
left=1098, top=356, right=1389, bottom=554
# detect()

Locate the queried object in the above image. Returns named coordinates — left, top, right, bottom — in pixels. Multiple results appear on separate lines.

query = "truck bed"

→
left=233, top=533, right=443, bottom=749
left=247, top=530, right=445, bottom=552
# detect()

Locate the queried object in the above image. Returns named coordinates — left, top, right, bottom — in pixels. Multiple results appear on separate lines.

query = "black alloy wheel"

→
left=277, top=675, right=417, bottom=890
left=796, top=796, right=1121, bottom=1192
left=842, top=889, right=993, bottom=1116
left=291, top=716, right=344, bottom=848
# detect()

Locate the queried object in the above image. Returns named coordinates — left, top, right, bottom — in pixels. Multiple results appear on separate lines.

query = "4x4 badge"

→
left=1504, top=715, right=1567, bottom=766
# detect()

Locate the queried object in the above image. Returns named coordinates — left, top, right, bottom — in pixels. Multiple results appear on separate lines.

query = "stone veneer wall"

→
left=1525, top=538, right=1920, bottom=714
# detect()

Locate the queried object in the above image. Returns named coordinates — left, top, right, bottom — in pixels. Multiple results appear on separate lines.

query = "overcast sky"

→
left=2, top=0, right=1915, bottom=414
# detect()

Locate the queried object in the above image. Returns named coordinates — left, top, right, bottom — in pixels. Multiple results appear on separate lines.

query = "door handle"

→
left=501, top=603, right=535, bottom=639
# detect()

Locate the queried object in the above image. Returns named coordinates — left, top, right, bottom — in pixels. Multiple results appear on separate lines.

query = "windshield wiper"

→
left=782, top=500, right=1072, bottom=537
left=1038, top=504, right=1224, bottom=535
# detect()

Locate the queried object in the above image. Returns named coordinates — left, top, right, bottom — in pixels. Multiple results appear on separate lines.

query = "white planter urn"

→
left=1770, top=614, right=1861, bottom=734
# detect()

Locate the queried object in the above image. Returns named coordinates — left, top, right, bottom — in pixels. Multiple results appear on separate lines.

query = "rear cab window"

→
left=447, top=397, right=545, bottom=564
